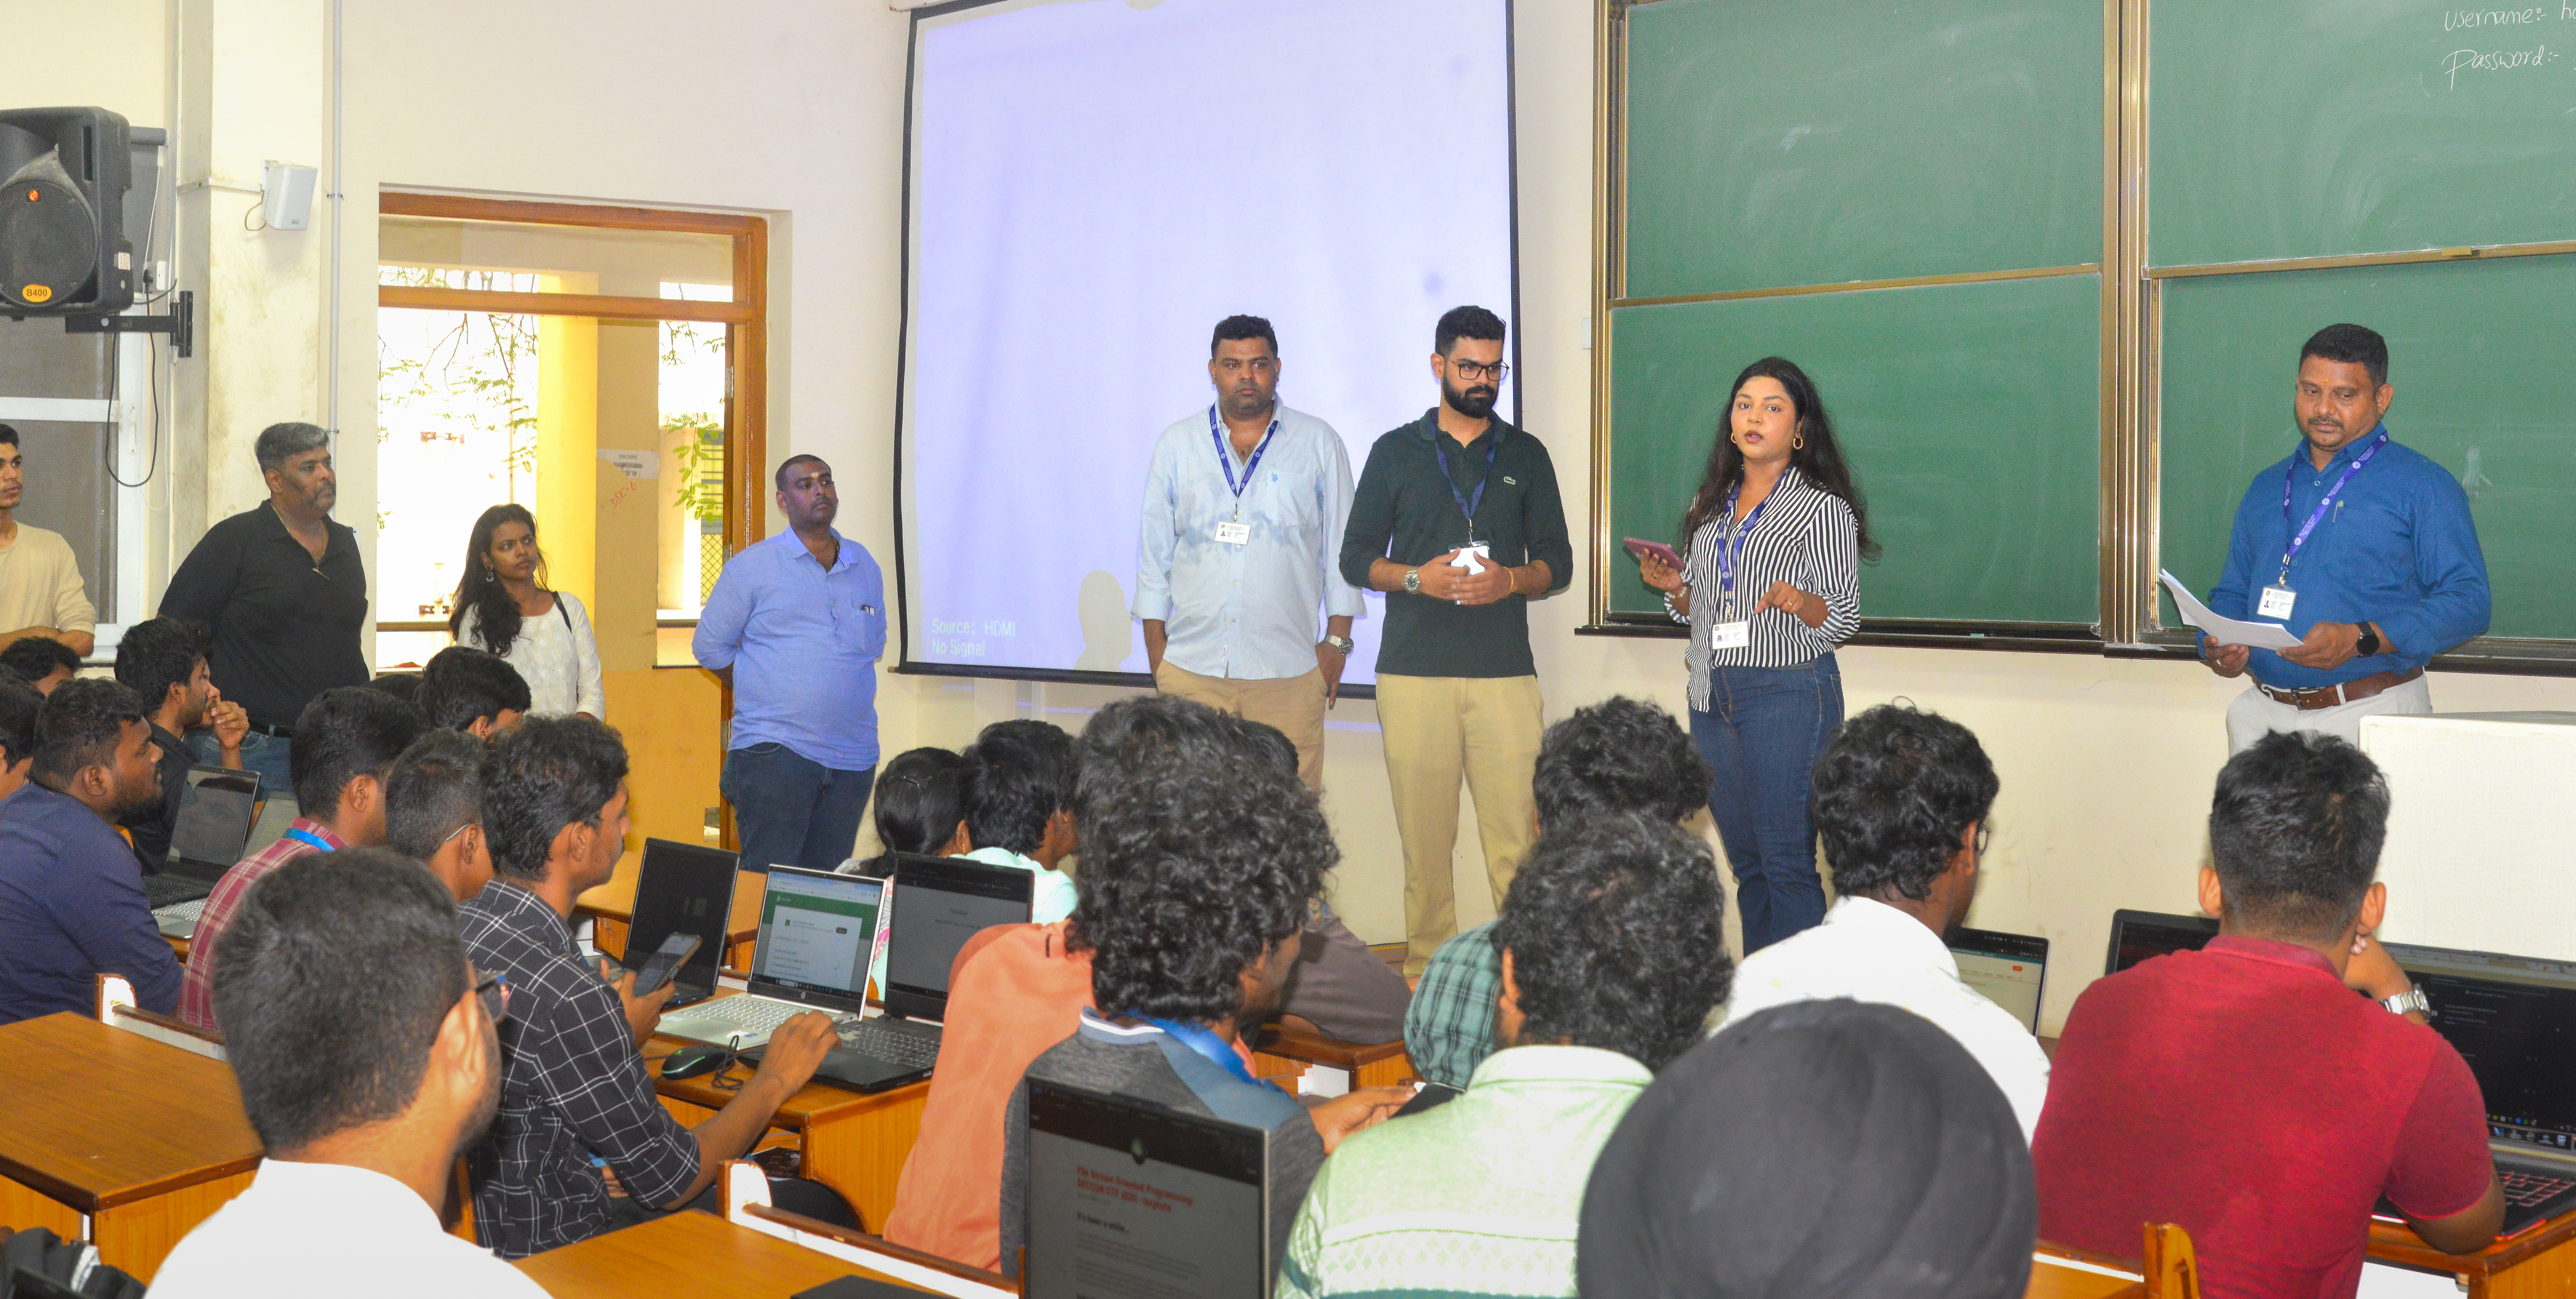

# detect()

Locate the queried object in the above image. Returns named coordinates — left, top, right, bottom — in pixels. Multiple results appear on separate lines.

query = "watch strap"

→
left=2356, top=625, right=2383, bottom=656
left=2382, top=987, right=2431, bottom=1018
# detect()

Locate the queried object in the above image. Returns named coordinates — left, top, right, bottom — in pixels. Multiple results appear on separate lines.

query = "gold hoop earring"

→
left=1793, top=435, right=1806, bottom=450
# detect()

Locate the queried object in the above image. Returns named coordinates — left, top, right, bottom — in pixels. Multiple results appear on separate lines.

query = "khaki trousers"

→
left=1153, top=661, right=1328, bottom=791
left=1374, top=673, right=1544, bottom=975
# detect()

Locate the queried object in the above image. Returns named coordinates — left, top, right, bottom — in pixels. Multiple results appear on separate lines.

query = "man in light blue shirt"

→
left=1133, top=315, right=1363, bottom=791
left=694, top=455, right=887, bottom=871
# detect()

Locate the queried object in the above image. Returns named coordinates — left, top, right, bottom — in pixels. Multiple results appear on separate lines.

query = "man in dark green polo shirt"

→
left=1339, top=306, right=1572, bottom=975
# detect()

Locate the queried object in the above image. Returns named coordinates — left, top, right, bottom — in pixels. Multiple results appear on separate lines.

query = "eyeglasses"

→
left=1447, top=359, right=1508, bottom=382
left=475, top=971, right=512, bottom=1023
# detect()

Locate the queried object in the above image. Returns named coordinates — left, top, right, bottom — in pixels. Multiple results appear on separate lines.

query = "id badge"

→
left=1713, top=620, right=1751, bottom=650
left=1213, top=521, right=1251, bottom=546
left=2258, top=585, right=2297, bottom=619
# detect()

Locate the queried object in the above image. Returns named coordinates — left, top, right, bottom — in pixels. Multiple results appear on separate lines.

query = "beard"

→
left=1442, top=375, right=1497, bottom=420
left=111, top=777, right=164, bottom=823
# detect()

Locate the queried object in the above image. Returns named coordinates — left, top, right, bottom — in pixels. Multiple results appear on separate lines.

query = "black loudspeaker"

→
left=0, top=107, right=134, bottom=316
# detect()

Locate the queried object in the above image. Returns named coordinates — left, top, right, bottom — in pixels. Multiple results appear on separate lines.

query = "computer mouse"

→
left=661, top=1045, right=729, bottom=1080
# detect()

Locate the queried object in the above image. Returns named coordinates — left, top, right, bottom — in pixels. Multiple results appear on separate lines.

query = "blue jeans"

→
left=721, top=742, right=875, bottom=872
left=1691, top=656, right=1843, bottom=955
left=187, top=729, right=294, bottom=801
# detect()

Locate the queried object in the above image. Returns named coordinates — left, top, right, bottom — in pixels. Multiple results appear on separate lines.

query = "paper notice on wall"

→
left=599, top=449, right=658, bottom=480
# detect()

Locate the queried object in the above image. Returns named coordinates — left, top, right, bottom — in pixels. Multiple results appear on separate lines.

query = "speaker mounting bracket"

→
left=57, top=291, right=194, bottom=358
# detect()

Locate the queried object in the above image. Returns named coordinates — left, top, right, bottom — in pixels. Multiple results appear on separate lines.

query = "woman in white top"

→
left=447, top=504, right=606, bottom=718
left=1633, top=357, right=1873, bottom=955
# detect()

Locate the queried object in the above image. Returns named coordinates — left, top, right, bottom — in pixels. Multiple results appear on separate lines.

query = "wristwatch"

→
left=2382, top=987, right=2432, bottom=1018
left=1322, top=635, right=1356, bottom=654
left=1402, top=568, right=1422, bottom=595
left=2355, top=624, right=2384, bottom=656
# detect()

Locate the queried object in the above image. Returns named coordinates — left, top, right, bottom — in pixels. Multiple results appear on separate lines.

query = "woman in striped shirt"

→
left=1637, top=357, right=1873, bottom=953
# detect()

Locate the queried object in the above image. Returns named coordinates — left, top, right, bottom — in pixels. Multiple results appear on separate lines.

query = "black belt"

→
left=245, top=722, right=295, bottom=739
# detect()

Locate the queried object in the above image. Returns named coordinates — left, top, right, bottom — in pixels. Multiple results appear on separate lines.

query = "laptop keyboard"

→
left=683, top=997, right=804, bottom=1036
left=837, top=1019, right=940, bottom=1069
left=155, top=898, right=207, bottom=924
left=144, top=874, right=211, bottom=909
left=2503, top=1169, right=2576, bottom=1209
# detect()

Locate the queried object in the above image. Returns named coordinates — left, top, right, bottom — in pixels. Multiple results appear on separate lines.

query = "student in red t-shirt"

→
left=2033, top=732, right=2502, bottom=1299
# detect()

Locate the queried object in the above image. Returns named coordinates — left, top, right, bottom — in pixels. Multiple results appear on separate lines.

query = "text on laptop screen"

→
left=1951, top=950, right=2045, bottom=1034
left=886, top=871, right=1032, bottom=1000
left=1025, top=1080, right=1267, bottom=1299
left=2388, top=943, right=2576, bottom=1154
left=751, top=871, right=882, bottom=998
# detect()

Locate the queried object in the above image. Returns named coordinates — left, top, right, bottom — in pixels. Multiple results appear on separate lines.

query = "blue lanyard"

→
left=282, top=826, right=334, bottom=852
left=2278, top=427, right=2388, bottom=583
left=1143, top=1017, right=1271, bottom=1090
left=1714, top=482, right=1772, bottom=613
left=1208, top=408, right=1279, bottom=518
left=1433, top=431, right=1503, bottom=540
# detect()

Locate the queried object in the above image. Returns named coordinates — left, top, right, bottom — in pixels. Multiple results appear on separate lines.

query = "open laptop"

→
left=660, top=865, right=887, bottom=1048
left=2369, top=941, right=2576, bottom=1237
left=2104, top=908, right=2219, bottom=976
left=1023, top=1078, right=1270, bottom=1299
left=727, top=853, right=1036, bottom=1093
left=149, top=767, right=265, bottom=935
left=1946, top=927, right=2050, bottom=1035
left=620, top=838, right=739, bottom=1008
left=244, top=790, right=298, bottom=858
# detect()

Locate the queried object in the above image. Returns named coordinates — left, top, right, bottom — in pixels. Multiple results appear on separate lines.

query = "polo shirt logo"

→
left=1502, top=475, right=1518, bottom=486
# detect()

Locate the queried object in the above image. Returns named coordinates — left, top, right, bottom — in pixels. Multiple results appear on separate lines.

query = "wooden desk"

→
left=645, top=1016, right=929, bottom=1233
left=2026, top=1253, right=2146, bottom=1299
left=0, top=1013, right=262, bottom=1280
left=578, top=857, right=763, bottom=969
left=1249, top=1024, right=1418, bottom=1090
left=2370, top=1206, right=2576, bottom=1298
left=515, top=1208, right=934, bottom=1297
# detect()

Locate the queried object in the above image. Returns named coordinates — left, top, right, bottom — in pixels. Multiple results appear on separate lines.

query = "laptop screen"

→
left=2386, top=941, right=2576, bottom=1155
left=2105, top=909, right=2219, bottom=976
left=884, top=852, right=1035, bottom=1021
left=624, top=839, right=738, bottom=995
left=169, top=767, right=262, bottom=876
left=748, top=867, right=883, bottom=1007
left=1947, top=927, right=2048, bottom=1034
left=1024, top=1079, right=1268, bottom=1299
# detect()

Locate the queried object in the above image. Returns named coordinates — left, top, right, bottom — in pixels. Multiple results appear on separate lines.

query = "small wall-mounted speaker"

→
left=261, top=161, right=317, bottom=232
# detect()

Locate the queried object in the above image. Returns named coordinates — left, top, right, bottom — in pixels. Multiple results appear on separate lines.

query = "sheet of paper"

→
left=2159, top=570, right=2301, bottom=650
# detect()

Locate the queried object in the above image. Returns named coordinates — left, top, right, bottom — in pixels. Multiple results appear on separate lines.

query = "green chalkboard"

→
left=1622, top=0, right=2103, bottom=300
left=2157, top=255, right=2576, bottom=642
left=2152, top=2, right=2576, bottom=267
left=1606, top=274, right=2102, bottom=623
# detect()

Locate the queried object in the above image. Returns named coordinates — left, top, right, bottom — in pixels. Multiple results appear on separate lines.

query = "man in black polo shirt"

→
left=160, top=422, right=370, bottom=792
left=1339, top=306, right=1572, bottom=974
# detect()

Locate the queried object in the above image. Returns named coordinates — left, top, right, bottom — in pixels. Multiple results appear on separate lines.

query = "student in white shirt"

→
left=955, top=720, right=1080, bottom=922
left=152, top=848, right=546, bottom=1299
left=448, top=503, right=605, bottom=719
left=1717, top=703, right=2050, bottom=1138
left=0, top=426, right=98, bottom=658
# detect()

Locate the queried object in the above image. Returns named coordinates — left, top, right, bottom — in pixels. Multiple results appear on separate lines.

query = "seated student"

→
left=458, top=715, right=839, bottom=1258
left=113, top=617, right=250, bottom=872
left=1232, top=719, right=1414, bottom=1043
left=1717, top=703, right=2048, bottom=1138
left=386, top=729, right=496, bottom=903
left=149, top=850, right=546, bottom=1298
left=2036, top=733, right=2502, bottom=1296
left=0, top=679, right=182, bottom=1022
left=1581, top=999, right=2037, bottom=1298
left=0, top=634, right=80, bottom=695
left=1282, top=812, right=1731, bottom=1299
left=417, top=645, right=531, bottom=739
left=369, top=671, right=425, bottom=706
left=957, top=719, right=1081, bottom=922
left=1406, top=695, right=1712, bottom=1090
left=996, top=698, right=1409, bottom=1279
left=840, top=745, right=971, bottom=875
left=0, top=667, right=42, bottom=801
left=181, top=686, right=426, bottom=1031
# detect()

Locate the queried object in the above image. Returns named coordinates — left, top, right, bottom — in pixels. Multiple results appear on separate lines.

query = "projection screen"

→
left=895, top=0, right=1518, bottom=687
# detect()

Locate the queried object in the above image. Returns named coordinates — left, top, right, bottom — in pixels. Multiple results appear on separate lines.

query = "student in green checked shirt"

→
left=1278, top=813, right=1731, bottom=1299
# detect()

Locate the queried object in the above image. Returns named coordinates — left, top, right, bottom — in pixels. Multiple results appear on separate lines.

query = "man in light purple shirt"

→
left=693, top=456, right=887, bottom=871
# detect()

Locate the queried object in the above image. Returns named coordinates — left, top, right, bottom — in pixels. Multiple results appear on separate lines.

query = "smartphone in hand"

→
left=1623, top=537, right=1682, bottom=570
left=630, top=932, right=703, bottom=997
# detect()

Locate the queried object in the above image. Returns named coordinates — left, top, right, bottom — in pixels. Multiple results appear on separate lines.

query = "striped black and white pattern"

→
left=1671, top=464, right=1861, bottom=706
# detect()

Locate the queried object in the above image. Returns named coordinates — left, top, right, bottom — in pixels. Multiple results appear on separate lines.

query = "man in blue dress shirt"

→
left=694, top=455, right=888, bottom=871
left=1132, top=315, right=1363, bottom=792
left=2201, top=324, right=2490, bottom=753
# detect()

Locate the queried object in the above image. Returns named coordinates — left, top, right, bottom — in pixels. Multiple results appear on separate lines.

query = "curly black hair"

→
left=1068, top=694, right=1335, bottom=1025
left=1810, top=704, right=1997, bottom=902
left=1494, top=812, right=1730, bottom=1071
left=113, top=617, right=211, bottom=717
left=0, top=667, right=43, bottom=770
left=0, top=635, right=81, bottom=687
left=1534, top=696, right=1713, bottom=833
left=481, top=714, right=628, bottom=881
left=962, top=719, right=1075, bottom=855
left=2210, top=731, right=2389, bottom=941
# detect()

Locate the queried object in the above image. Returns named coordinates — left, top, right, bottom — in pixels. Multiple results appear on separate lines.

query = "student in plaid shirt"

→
left=458, top=715, right=838, bottom=1258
